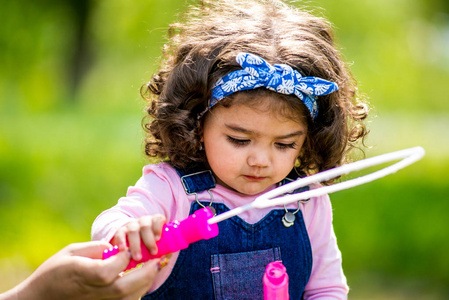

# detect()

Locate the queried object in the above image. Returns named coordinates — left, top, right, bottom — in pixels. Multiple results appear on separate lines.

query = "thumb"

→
left=82, top=248, right=131, bottom=284
left=66, top=241, right=113, bottom=259
left=100, top=249, right=131, bottom=274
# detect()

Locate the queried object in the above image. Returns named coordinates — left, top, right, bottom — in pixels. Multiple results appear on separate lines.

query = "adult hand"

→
left=0, top=241, right=164, bottom=300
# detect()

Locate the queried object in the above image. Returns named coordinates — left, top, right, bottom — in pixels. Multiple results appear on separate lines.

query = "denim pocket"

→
left=211, top=247, right=281, bottom=300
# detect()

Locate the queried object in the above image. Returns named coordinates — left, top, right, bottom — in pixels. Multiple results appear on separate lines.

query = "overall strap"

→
left=175, top=166, right=216, bottom=195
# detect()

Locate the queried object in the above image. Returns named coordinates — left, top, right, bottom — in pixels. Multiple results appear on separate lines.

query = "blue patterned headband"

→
left=208, top=53, right=338, bottom=119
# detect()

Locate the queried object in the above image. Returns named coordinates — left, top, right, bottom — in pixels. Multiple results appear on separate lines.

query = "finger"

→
left=104, top=258, right=160, bottom=299
left=151, top=215, right=166, bottom=241
left=156, top=255, right=171, bottom=271
left=139, top=217, right=158, bottom=256
left=82, top=249, right=132, bottom=285
left=99, top=249, right=131, bottom=278
left=126, top=221, right=142, bottom=261
left=65, top=241, right=113, bottom=259
left=112, top=227, right=129, bottom=251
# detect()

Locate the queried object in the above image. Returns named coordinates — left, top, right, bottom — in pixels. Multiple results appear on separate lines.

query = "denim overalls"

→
left=142, top=167, right=313, bottom=300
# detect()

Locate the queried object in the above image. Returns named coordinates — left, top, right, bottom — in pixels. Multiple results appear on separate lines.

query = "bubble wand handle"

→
left=102, top=207, right=218, bottom=271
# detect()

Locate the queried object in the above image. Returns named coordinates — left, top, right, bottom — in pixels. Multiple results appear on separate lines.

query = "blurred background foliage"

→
left=0, top=0, right=448, bottom=298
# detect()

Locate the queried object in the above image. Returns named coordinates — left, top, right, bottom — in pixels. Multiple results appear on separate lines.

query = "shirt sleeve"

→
left=91, top=163, right=186, bottom=242
left=302, top=192, right=349, bottom=299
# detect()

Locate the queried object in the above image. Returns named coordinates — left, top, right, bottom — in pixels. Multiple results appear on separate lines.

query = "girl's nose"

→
left=247, top=149, right=270, bottom=168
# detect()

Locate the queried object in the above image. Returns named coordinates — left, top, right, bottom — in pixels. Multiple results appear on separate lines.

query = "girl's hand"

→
left=112, top=214, right=166, bottom=262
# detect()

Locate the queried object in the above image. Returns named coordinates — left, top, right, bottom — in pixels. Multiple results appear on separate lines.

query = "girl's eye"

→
left=275, top=142, right=297, bottom=150
left=226, top=136, right=250, bottom=147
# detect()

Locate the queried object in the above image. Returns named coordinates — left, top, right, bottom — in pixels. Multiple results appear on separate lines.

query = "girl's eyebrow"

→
left=276, top=131, right=306, bottom=139
left=225, top=124, right=253, bottom=134
left=225, top=124, right=305, bottom=139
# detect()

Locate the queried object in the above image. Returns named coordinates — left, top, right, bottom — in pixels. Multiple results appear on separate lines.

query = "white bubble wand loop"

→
left=208, top=146, right=425, bottom=224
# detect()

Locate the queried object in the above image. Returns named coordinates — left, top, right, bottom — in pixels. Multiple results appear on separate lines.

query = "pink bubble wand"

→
left=103, top=146, right=425, bottom=271
left=102, top=207, right=219, bottom=270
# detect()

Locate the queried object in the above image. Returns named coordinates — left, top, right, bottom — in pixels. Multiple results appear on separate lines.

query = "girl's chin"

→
left=233, top=183, right=274, bottom=196
left=215, top=176, right=275, bottom=195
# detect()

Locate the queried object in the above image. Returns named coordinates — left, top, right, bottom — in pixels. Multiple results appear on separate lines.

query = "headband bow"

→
left=209, top=53, right=338, bottom=119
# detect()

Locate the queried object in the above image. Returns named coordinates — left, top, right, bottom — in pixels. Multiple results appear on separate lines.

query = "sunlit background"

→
left=1, top=0, right=448, bottom=298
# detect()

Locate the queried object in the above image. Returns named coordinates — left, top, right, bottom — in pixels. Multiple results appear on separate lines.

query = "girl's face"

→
left=202, top=95, right=307, bottom=195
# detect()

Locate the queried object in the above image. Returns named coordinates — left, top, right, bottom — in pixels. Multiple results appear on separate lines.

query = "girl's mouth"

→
left=244, top=175, right=266, bottom=181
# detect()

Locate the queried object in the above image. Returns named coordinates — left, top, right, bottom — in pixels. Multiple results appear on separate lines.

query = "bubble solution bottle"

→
left=263, top=261, right=289, bottom=300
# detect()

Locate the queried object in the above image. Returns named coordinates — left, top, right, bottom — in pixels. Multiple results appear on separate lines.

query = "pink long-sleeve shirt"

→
left=91, top=162, right=348, bottom=299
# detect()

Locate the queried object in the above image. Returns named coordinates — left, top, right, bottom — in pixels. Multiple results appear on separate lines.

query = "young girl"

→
left=92, top=0, right=368, bottom=298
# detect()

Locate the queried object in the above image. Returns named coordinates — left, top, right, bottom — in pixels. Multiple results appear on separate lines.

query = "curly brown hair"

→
left=142, top=0, right=369, bottom=176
